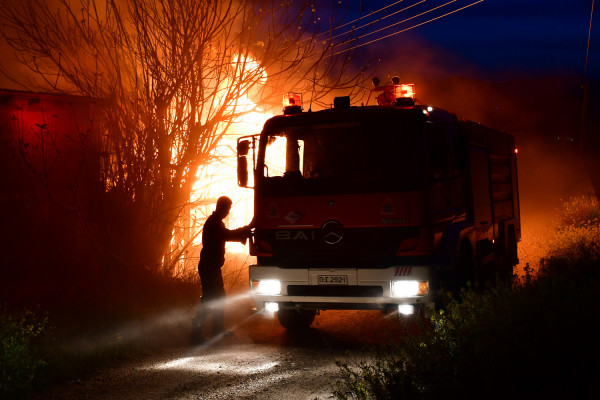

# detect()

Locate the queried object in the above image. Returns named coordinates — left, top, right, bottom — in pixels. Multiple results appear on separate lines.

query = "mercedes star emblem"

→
left=321, top=220, right=343, bottom=245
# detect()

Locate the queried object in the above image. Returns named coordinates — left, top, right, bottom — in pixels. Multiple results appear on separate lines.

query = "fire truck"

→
left=237, top=79, right=520, bottom=330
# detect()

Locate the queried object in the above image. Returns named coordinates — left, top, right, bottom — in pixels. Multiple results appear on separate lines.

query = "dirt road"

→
left=27, top=305, right=422, bottom=400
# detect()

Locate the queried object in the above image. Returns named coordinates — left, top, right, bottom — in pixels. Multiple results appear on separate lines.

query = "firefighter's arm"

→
left=225, top=224, right=253, bottom=244
left=237, top=218, right=255, bottom=245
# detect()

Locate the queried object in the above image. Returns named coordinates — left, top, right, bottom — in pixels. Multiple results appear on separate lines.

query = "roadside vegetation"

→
left=0, top=308, right=47, bottom=399
left=334, top=195, right=600, bottom=400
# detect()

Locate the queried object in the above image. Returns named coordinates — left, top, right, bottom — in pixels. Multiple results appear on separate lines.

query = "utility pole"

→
left=580, top=0, right=595, bottom=156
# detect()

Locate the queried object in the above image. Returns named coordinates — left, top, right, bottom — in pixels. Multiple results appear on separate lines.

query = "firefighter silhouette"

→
left=191, top=196, right=253, bottom=343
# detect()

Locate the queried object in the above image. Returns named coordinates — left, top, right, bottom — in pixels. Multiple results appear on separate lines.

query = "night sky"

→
left=337, top=0, right=598, bottom=79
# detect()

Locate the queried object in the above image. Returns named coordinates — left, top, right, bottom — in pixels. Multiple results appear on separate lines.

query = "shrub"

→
left=557, top=195, right=600, bottom=229
left=335, top=276, right=600, bottom=399
left=546, top=222, right=600, bottom=266
left=0, top=308, right=47, bottom=398
left=544, top=195, right=600, bottom=276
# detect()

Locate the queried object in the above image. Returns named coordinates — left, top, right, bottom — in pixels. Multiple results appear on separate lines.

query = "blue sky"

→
left=337, top=0, right=598, bottom=78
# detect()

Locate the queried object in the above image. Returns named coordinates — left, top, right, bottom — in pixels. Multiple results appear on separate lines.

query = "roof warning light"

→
left=372, top=76, right=416, bottom=107
left=283, top=93, right=302, bottom=115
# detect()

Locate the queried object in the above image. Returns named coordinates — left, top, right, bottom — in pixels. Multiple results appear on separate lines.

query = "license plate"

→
left=317, top=275, right=348, bottom=285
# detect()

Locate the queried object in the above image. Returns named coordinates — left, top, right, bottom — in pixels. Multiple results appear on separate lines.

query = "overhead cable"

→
left=335, top=0, right=456, bottom=44
left=314, top=0, right=407, bottom=40
left=330, top=0, right=485, bottom=56
left=330, top=0, right=428, bottom=42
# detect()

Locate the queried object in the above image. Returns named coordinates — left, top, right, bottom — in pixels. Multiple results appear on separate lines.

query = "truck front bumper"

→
left=249, top=265, right=435, bottom=314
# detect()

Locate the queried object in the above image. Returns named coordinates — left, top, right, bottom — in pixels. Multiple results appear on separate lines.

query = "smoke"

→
left=64, top=292, right=252, bottom=356
left=359, top=33, right=596, bottom=201
left=0, top=36, right=35, bottom=90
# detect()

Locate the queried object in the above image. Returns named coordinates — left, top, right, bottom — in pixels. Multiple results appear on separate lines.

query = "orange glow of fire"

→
left=186, top=55, right=272, bottom=255
left=190, top=99, right=272, bottom=254
left=165, top=55, right=281, bottom=279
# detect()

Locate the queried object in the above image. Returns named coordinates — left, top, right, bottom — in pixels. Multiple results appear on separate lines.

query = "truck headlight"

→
left=398, top=304, right=415, bottom=315
left=391, top=280, right=428, bottom=297
left=252, top=279, right=281, bottom=295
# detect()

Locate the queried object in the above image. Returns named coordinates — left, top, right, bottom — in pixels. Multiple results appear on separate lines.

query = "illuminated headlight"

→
left=391, top=280, right=428, bottom=297
left=398, top=304, right=415, bottom=315
left=252, top=279, right=281, bottom=295
left=265, top=302, right=279, bottom=312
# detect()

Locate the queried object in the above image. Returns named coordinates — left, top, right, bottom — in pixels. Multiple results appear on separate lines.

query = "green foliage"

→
left=335, top=353, right=419, bottom=400
left=544, top=195, right=600, bottom=276
left=335, top=195, right=600, bottom=400
left=0, top=308, right=47, bottom=398
left=546, top=222, right=600, bottom=265
left=556, top=195, right=600, bottom=228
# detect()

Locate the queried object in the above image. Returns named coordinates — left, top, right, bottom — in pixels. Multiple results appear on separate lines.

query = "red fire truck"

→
left=237, top=80, right=520, bottom=330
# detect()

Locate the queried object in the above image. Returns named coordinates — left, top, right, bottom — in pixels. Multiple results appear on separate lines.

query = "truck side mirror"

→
left=238, top=156, right=248, bottom=187
left=237, top=140, right=250, bottom=156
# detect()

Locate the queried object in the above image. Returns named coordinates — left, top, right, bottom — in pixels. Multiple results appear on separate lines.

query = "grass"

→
left=334, top=195, right=600, bottom=400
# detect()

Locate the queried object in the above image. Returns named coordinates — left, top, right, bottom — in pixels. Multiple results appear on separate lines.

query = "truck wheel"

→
left=434, top=242, right=475, bottom=310
left=276, top=309, right=316, bottom=330
left=453, top=241, right=476, bottom=292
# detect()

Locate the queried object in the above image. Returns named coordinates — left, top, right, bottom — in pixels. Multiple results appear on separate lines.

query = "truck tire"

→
left=453, top=241, right=476, bottom=292
left=434, top=241, right=475, bottom=309
left=276, top=308, right=316, bottom=330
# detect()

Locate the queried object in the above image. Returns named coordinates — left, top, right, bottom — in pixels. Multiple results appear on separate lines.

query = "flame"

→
left=191, top=97, right=272, bottom=254
left=166, top=54, right=281, bottom=278
left=175, top=55, right=272, bottom=264
left=232, top=54, right=268, bottom=85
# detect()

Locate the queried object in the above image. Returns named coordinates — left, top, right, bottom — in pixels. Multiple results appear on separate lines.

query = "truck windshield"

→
left=260, top=118, right=424, bottom=194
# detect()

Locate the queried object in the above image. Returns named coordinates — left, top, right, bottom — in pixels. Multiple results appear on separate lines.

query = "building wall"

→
left=0, top=89, right=105, bottom=307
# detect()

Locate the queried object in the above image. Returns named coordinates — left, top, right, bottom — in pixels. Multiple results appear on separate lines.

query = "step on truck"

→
left=236, top=79, right=520, bottom=330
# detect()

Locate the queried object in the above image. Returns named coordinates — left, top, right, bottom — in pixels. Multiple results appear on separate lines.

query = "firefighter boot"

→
left=190, top=313, right=206, bottom=345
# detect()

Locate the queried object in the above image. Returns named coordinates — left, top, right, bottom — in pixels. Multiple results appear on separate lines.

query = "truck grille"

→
left=287, top=285, right=383, bottom=297
left=259, top=226, right=421, bottom=268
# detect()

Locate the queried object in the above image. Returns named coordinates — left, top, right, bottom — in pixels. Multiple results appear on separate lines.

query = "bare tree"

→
left=0, top=0, right=367, bottom=274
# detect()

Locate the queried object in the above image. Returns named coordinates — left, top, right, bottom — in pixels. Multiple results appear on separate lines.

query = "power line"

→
left=330, top=0, right=428, bottom=42
left=579, top=0, right=595, bottom=155
left=330, top=0, right=485, bottom=56
left=334, top=0, right=456, bottom=45
left=315, top=0, right=408, bottom=40
left=584, top=0, right=595, bottom=79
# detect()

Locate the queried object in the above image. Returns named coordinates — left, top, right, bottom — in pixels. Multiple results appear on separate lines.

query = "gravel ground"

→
left=25, top=307, right=421, bottom=400
left=33, top=341, right=346, bottom=400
